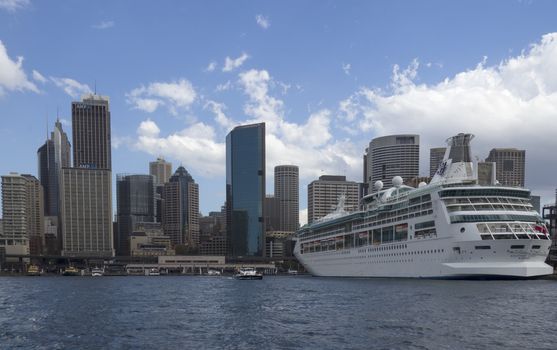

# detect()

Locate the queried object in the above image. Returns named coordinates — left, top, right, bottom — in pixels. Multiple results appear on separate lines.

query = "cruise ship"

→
left=294, top=133, right=553, bottom=278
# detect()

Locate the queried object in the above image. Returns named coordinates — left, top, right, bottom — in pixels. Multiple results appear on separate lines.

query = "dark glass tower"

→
left=72, top=94, right=111, bottom=169
left=37, top=119, right=71, bottom=216
left=226, top=123, right=266, bottom=257
left=116, top=174, right=155, bottom=256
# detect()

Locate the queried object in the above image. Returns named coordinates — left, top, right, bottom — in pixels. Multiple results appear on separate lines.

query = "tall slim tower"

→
left=37, top=119, right=71, bottom=216
left=162, top=166, right=199, bottom=248
left=72, top=94, right=111, bottom=169
left=149, top=157, right=172, bottom=185
left=226, top=123, right=266, bottom=257
left=366, top=134, right=419, bottom=190
left=274, top=165, right=299, bottom=232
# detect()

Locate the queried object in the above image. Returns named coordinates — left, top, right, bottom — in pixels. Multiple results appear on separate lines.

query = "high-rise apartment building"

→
left=307, top=175, right=359, bottom=224
left=1, top=173, right=44, bottom=256
left=162, top=166, right=199, bottom=248
left=364, top=134, right=419, bottom=190
left=72, top=94, right=111, bottom=169
left=429, top=147, right=446, bottom=177
left=274, top=165, right=299, bottom=232
left=226, top=123, right=266, bottom=257
left=149, top=157, right=172, bottom=185
left=60, top=168, right=113, bottom=257
left=37, top=119, right=71, bottom=217
left=485, top=148, right=525, bottom=187
left=264, top=195, right=280, bottom=232
left=116, top=174, right=155, bottom=256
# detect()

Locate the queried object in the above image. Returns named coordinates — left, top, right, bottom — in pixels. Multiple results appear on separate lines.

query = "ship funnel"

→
left=430, top=133, right=476, bottom=185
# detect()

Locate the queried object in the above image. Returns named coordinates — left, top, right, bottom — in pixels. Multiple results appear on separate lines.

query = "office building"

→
left=162, top=166, right=199, bottom=248
left=199, top=210, right=227, bottom=256
left=485, top=148, right=525, bottom=187
left=274, top=165, right=299, bottom=232
left=429, top=147, right=446, bottom=177
left=307, top=175, right=359, bottom=224
left=72, top=94, right=111, bottom=169
left=264, top=195, right=280, bottom=232
left=37, top=119, right=71, bottom=217
left=364, top=134, right=419, bottom=190
left=149, top=157, right=172, bottom=185
left=226, top=123, right=266, bottom=257
left=1, top=173, right=44, bottom=256
left=116, top=174, right=156, bottom=256
left=60, top=168, right=113, bottom=257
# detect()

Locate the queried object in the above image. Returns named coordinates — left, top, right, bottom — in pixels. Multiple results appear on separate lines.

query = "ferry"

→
left=26, top=265, right=41, bottom=276
left=91, top=268, right=104, bottom=277
left=294, top=133, right=552, bottom=279
left=62, top=266, right=80, bottom=276
left=234, top=267, right=263, bottom=280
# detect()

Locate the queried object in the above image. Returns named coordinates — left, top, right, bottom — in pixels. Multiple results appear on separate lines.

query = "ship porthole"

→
left=460, top=227, right=465, bottom=233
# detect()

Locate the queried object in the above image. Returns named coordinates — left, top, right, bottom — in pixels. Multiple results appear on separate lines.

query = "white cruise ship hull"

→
left=295, top=238, right=552, bottom=279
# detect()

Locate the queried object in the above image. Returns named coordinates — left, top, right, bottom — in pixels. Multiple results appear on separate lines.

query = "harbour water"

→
left=0, top=276, right=556, bottom=349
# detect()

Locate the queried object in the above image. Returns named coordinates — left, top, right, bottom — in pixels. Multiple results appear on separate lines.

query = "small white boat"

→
left=287, top=269, right=298, bottom=275
left=234, top=267, right=263, bottom=280
left=91, top=268, right=104, bottom=277
left=207, top=269, right=221, bottom=276
left=148, top=268, right=160, bottom=276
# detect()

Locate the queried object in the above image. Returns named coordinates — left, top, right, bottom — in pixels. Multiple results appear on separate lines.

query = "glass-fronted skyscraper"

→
left=116, top=174, right=155, bottom=256
left=226, top=123, right=266, bottom=257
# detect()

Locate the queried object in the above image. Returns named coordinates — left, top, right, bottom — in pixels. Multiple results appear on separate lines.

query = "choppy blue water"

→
left=0, top=276, right=556, bottom=349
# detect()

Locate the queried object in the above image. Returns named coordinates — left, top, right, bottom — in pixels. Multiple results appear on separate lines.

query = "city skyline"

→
left=1, top=1, right=557, bottom=222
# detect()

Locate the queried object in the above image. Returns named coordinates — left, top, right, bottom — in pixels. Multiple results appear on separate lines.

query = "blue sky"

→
left=1, top=0, right=557, bottom=223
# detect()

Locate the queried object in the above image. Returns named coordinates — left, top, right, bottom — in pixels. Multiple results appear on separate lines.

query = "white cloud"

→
left=223, top=53, right=249, bottom=72
left=215, top=80, right=232, bottom=92
left=127, top=79, right=197, bottom=115
left=0, top=0, right=29, bottom=12
left=134, top=119, right=225, bottom=177
left=92, top=20, right=115, bottom=30
left=337, top=32, right=557, bottom=193
left=204, top=100, right=235, bottom=130
left=32, top=69, right=47, bottom=84
left=0, top=40, right=38, bottom=95
left=255, top=14, right=270, bottom=29
left=50, top=77, right=92, bottom=98
left=342, top=63, right=351, bottom=76
left=205, top=61, right=217, bottom=72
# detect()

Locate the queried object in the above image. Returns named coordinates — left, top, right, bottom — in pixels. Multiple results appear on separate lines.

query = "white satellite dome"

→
left=418, top=182, right=427, bottom=188
left=392, top=176, right=403, bottom=187
left=374, top=180, right=384, bottom=191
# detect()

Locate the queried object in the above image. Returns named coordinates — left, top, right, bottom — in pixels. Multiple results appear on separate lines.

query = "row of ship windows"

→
left=480, top=234, right=550, bottom=241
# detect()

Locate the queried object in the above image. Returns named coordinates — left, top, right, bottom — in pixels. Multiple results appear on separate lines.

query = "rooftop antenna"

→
left=94, top=80, right=97, bottom=95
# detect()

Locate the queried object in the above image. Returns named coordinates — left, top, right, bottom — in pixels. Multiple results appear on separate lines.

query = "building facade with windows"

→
left=485, top=148, right=525, bottom=187
left=307, top=175, right=359, bottom=224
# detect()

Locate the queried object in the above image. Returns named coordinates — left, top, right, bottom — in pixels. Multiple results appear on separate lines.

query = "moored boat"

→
left=234, top=267, right=263, bottom=280
left=26, top=265, right=40, bottom=276
left=91, top=268, right=104, bottom=277
left=294, top=133, right=552, bottom=279
left=62, top=266, right=80, bottom=276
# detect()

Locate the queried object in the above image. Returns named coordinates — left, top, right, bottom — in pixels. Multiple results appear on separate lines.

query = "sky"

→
left=1, top=0, right=557, bottom=225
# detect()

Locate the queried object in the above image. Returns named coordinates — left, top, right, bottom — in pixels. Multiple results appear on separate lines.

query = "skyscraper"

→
left=274, top=165, right=299, bottom=232
left=226, top=123, right=266, bottom=257
left=429, top=147, right=446, bottom=177
left=364, top=134, right=419, bottom=190
left=485, top=148, right=525, bottom=187
left=149, top=157, right=172, bottom=185
left=37, top=119, right=71, bottom=216
left=1, top=173, right=44, bottom=256
left=162, top=166, right=199, bottom=248
left=60, top=168, right=113, bottom=257
left=116, top=174, right=155, bottom=256
left=307, top=175, right=359, bottom=224
left=72, top=94, right=111, bottom=169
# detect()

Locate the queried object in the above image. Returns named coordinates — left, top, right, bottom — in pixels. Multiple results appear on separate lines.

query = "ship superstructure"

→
left=294, top=134, right=552, bottom=278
